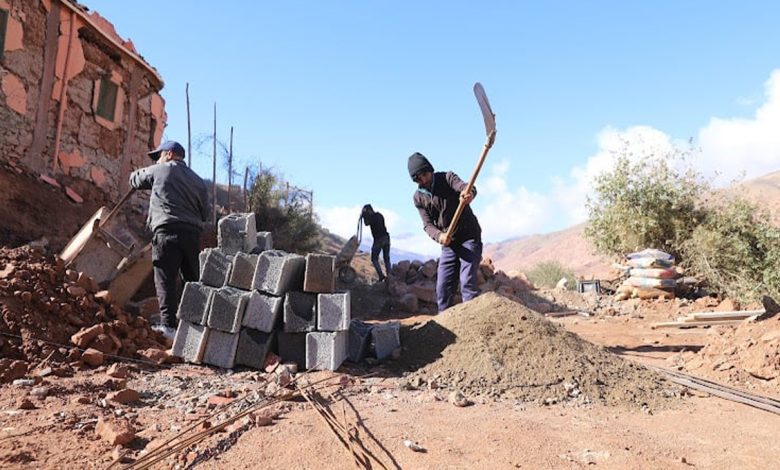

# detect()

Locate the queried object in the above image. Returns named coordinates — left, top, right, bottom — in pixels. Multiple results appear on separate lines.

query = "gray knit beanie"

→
left=407, top=152, right=434, bottom=179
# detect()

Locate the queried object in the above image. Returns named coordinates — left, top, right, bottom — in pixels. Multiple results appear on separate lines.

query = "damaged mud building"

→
left=0, top=0, right=166, bottom=203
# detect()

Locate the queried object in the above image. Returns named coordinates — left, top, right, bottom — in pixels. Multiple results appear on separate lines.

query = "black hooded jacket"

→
left=412, top=171, right=481, bottom=245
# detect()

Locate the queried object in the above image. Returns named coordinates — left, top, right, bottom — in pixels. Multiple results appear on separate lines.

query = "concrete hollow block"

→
left=172, top=321, right=210, bottom=364
left=243, top=291, right=283, bottom=333
left=217, top=212, right=258, bottom=255
left=206, top=286, right=249, bottom=333
left=202, top=329, right=240, bottom=369
left=199, top=248, right=233, bottom=288
left=283, top=291, right=317, bottom=333
left=317, top=291, right=351, bottom=332
left=235, top=328, right=275, bottom=369
left=177, top=282, right=215, bottom=325
left=306, top=331, right=348, bottom=371
left=228, top=252, right=259, bottom=290
left=303, top=254, right=336, bottom=293
left=252, top=250, right=305, bottom=296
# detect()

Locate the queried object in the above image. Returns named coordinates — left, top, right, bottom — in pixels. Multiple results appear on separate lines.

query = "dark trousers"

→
left=152, top=225, right=201, bottom=327
left=436, top=238, right=482, bottom=312
left=371, top=234, right=391, bottom=280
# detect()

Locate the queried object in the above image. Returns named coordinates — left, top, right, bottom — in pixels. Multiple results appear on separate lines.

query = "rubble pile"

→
left=675, top=312, right=780, bottom=385
left=399, top=292, right=678, bottom=408
left=0, top=246, right=166, bottom=382
left=387, top=257, right=533, bottom=312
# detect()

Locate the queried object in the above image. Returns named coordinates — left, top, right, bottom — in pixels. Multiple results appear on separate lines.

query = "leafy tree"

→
left=247, top=167, right=321, bottom=254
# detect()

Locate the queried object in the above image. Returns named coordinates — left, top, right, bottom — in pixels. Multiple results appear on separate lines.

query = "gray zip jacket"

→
left=129, top=160, right=209, bottom=232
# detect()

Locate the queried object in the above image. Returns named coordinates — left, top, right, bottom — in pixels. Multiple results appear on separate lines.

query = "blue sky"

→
left=85, top=1, right=780, bottom=256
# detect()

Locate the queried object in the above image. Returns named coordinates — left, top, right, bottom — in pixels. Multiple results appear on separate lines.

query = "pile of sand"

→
left=400, top=292, right=676, bottom=408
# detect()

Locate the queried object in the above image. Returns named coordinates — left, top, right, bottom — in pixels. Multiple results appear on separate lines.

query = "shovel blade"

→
left=474, top=82, right=496, bottom=136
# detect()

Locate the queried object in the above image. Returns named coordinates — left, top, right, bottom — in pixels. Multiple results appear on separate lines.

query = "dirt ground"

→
left=1, top=168, right=779, bottom=469
left=1, top=281, right=778, bottom=469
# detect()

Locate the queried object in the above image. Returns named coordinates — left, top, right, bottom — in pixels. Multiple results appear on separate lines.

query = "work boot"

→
left=152, top=324, right=176, bottom=341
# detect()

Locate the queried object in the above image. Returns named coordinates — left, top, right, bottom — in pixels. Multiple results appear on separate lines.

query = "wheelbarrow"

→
left=59, top=189, right=142, bottom=286
left=335, top=215, right=363, bottom=284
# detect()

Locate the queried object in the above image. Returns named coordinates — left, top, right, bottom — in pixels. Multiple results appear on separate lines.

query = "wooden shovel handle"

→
left=99, top=188, right=136, bottom=228
left=444, top=129, right=496, bottom=244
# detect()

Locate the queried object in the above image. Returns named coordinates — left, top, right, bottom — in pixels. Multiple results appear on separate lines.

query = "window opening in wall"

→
left=0, top=9, right=9, bottom=62
left=96, top=77, right=119, bottom=121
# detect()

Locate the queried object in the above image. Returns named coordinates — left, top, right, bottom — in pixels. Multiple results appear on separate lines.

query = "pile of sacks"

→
left=615, top=248, right=681, bottom=300
left=387, top=257, right=533, bottom=312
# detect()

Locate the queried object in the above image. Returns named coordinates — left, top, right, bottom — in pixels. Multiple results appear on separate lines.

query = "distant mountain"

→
left=484, top=224, right=615, bottom=278
left=484, top=170, right=780, bottom=279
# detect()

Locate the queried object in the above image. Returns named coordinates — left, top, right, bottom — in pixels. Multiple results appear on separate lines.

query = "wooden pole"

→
left=243, top=166, right=249, bottom=212
left=228, top=126, right=233, bottom=213
left=186, top=82, right=192, bottom=167
left=212, top=102, right=217, bottom=227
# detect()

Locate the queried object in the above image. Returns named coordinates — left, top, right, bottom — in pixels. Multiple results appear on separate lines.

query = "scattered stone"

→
left=403, top=439, right=426, bottom=452
left=264, top=352, right=281, bottom=373
left=448, top=390, right=470, bottom=407
left=16, top=397, right=36, bottom=410
left=81, top=348, right=105, bottom=367
left=137, top=348, right=178, bottom=365
left=73, top=396, right=91, bottom=405
left=207, top=395, right=236, bottom=408
left=96, top=417, right=136, bottom=446
left=107, top=389, right=140, bottom=405
left=12, top=378, right=36, bottom=387
left=106, top=363, right=129, bottom=379
left=30, top=386, right=49, bottom=399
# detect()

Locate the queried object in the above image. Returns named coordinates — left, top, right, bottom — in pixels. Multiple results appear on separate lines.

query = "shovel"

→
left=443, top=83, right=496, bottom=245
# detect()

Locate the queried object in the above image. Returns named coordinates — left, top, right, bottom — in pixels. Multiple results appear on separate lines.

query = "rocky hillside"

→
left=485, top=170, right=780, bottom=279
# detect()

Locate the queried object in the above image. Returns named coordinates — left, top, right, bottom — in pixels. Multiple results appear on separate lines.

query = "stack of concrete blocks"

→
left=275, top=253, right=350, bottom=372
left=174, top=213, right=354, bottom=372
left=173, top=213, right=272, bottom=368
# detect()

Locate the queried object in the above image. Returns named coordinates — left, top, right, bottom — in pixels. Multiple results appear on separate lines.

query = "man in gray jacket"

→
left=130, top=141, right=209, bottom=339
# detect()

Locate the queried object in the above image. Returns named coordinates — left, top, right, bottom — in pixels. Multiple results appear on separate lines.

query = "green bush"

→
left=680, top=198, right=780, bottom=303
left=247, top=167, right=321, bottom=254
left=527, top=261, right=576, bottom=289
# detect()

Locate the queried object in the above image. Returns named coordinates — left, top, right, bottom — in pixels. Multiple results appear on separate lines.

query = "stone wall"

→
left=0, top=0, right=166, bottom=199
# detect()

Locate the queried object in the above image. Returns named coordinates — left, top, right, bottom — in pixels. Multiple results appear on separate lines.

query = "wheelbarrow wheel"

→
left=338, top=266, right=356, bottom=284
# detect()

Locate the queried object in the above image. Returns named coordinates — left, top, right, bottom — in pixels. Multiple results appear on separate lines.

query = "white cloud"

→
left=698, top=70, right=780, bottom=184
left=476, top=160, right=554, bottom=241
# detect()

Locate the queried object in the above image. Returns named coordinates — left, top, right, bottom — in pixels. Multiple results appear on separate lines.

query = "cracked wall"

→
left=0, top=0, right=166, bottom=199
